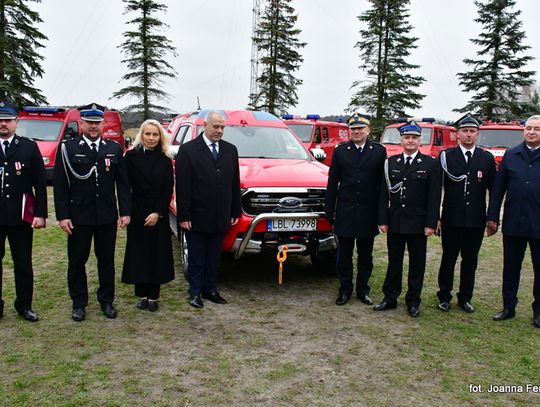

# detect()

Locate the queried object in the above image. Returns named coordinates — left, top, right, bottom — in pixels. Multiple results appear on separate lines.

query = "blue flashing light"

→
left=306, top=114, right=320, bottom=120
left=520, top=120, right=526, bottom=126
left=421, top=117, right=435, bottom=123
left=337, top=117, right=343, bottom=123
left=282, top=114, right=294, bottom=119
left=23, top=106, right=65, bottom=114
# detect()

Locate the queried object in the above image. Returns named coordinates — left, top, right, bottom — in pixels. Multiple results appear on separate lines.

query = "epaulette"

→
left=335, top=141, right=348, bottom=148
left=104, top=139, right=118, bottom=145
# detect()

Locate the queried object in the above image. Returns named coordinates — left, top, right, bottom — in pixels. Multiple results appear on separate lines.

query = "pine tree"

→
left=249, top=0, right=306, bottom=116
left=456, top=0, right=535, bottom=120
left=349, top=0, right=424, bottom=137
left=112, top=0, right=177, bottom=120
left=0, top=0, right=47, bottom=106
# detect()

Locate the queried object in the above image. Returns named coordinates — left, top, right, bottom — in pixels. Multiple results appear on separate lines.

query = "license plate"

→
left=268, top=218, right=317, bottom=231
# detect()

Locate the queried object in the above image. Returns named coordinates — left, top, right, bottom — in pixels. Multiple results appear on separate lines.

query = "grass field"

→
left=0, top=188, right=539, bottom=406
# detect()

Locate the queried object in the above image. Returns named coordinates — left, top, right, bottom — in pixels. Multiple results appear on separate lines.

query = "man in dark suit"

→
left=0, top=101, right=47, bottom=322
left=375, top=121, right=441, bottom=317
left=436, top=114, right=497, bottom=313
left=54, top=103, right=131, bottom=321
left=176, top=111, right=241, bottom=308
left=325, top=113, right=386, bottom=306
left=488, top=115, right=540, bottom=328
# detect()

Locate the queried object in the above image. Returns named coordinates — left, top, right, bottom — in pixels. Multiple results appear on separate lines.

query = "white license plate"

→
left=268, top=218, right=317, bottom=231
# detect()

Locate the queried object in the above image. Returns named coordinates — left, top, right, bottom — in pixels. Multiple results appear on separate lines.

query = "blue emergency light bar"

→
left=23, top=106, right=66, bottom=114
left=282, top=114, right=293, bottom=119
left=281, top=114, right=321, bottom=120
left=395, top=117, right=435, bottom=123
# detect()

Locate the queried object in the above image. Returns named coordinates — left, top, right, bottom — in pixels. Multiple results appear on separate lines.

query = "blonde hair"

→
left=132, top=119, right=172, bottom=158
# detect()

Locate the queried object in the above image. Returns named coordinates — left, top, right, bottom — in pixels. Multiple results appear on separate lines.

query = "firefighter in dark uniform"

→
left=53, top=103, right=131, bottom=321
left=375, top=121, right=441, bottom=317
left=436, top=114, right=496, bottom=313
left=325, top=113, right=386, bottom=306
left=0, top=102, right=47, bottom=322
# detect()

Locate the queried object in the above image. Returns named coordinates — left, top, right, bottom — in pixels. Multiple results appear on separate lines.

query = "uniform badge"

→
left=417, top=158, right=422, bottom=163
left=477, top=171, right=483, bottom=179
left=397, top=157, right=402, bottom=163
left=105, top=158, right=111, bottom=171
left=15, top=161, right=22, bottom=175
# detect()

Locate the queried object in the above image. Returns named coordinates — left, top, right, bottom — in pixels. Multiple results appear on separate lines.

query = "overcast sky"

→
left=32, top=0, right=540, bottom=120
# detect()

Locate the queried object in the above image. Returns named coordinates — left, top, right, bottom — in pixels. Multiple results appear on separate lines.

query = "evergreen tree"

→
left=456, top=0, right=535, bottom=120
left=112, top=0, right=177, bottom=120
left=349, top=0, right=424, bottom=137
left=0, top=0, right=47, bottom=106
left=249, top=0, right=306, bottom=116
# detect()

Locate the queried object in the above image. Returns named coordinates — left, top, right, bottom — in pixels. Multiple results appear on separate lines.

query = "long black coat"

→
left=378, top=152, right=441, bottom=234
left=53, top=137, right=131, bottom=225
left=175, top=135, right=241, bottom=233
left=121, top=147, right=174, bottom=285
left=488, top=143, right=540, bottom=239
left=439, top=146, right=496, bottom=228
left=324, top=140, right=386, bottom=237
left=0, top=135, right=47, bottom=226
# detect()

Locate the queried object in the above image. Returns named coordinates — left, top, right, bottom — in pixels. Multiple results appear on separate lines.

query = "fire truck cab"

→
left=282, top=114, right=349, bottom=166
left=381, top=118, right=458, bottom=157
left=478, top=121, right=524, bottom=164
left=16, top=106, right=124, bottom=180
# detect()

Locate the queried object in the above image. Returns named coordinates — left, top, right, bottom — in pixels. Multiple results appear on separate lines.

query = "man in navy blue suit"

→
left=488, top=115, right=540, bottom=328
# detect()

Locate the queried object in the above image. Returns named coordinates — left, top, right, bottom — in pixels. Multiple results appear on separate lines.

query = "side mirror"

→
left=310, top=147, right=326, bottom=162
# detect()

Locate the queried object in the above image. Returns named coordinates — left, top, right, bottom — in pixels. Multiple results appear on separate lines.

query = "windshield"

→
left=286, top=124, right=314, bottom=142
left=16, top=119, right=63, bottom=141
left=381, top=127, right=432, bottom=145
left=223, top=126, right=310, bottom=159
left=478, top=129, right=523, bottom=148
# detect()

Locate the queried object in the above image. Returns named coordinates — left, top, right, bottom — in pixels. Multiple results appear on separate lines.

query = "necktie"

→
left=405, top=156, right=411, bottom=169
left=3, top=140, right=9, bottom=156
left=465, top=150, right=472, bottom=167
left=356, top=146, right=363, bottom=159
left=90, top=142, right=97, bottom=161
left=211, top=143, right=218, bottom=160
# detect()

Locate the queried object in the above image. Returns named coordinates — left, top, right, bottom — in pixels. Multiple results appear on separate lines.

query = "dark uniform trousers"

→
left=336, top=236, right=374, bottom=297
left=185, top=230, right=225, bottom=297
left=0, top=223, right=34, bottom=312
left=67, top=223, right=117, bottom=309
left=438, top=227, right=484, bottom=303
left=502, top=235, right=540, bottom=313
left=383, top=232, right=427, bottom=307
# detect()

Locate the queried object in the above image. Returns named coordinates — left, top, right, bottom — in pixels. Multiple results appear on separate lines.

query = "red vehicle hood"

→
left=239, top=158, right=328, bottom=188
left=36, top=140, right=57, bottom=158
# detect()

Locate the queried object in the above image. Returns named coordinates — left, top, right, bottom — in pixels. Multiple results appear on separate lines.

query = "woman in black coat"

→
left=122, top=119, right=175, bottom=311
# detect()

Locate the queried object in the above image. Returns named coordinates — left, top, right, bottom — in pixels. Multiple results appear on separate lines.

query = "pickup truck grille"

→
left=242, top=188, right=326, bottom=216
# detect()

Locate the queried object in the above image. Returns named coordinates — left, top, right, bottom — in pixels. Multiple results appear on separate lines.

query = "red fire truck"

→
left=478, top=121, right=524, bottom=164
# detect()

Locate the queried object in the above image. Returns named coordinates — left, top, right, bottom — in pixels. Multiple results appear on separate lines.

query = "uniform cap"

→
left=79, top=103, right=105, bottom=122
left=398, top=120, right=422, bottom=137
left=347, top=113, right=370, bottom=128
left=454, top=113, right=482, bottom=129
left=0, top=101, right=18, bottom=120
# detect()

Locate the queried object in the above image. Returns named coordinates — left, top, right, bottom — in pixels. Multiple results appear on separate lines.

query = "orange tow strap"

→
left=276, top=246, right=288, bottom=285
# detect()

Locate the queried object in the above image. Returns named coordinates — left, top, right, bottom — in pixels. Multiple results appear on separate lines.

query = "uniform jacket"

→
left=378, top=152, right=441, bottom=234
left=324, top=139, right=386, bottom=237
left=439, top=146, right=496, bottom=228
left=487, top=142, right=540, bottom=239
left=0, top=135, right=47, bottom=226
left=124, top=146, right=173, bottom=222
left=53, top=136, right=131, bottom=225
left=175, top=135, right=241, bottom=233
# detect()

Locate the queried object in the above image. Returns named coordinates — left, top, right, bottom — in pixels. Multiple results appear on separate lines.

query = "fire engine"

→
left=16, top=106, right=123, bottom=180
left=168, top=109, right=336, bottom=271
left=478, top=121, right=524, bottom=164
left=282, top=114, right=349, bottom=166
left=381, top=118, right=457, bottom=157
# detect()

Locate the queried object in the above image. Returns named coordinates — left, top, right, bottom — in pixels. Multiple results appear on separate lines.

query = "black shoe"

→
left=373, top=300, right=397, bottom=311
left=147, top=300, right=159, bottom=312
left=493, top=308, right=515, bottom=321
left=201, top=291, right=227, bottom=304
left=438, top=301, right=450, bottom=311
left=534, top=313, right=540, bottom=328
left=19, top=309, right=39, bottom=322
left=357, top=294, right=373, bottom=305
left=458, top=301, right=475, bottom=313
left=136, top=297, right=148, bottom=310
left=189, top=294, right=204, bottom=309
left=407, top=305, right=420, bottom=318
left=101, top=303, right=117, bottom=319
left=335, top=293, right=351, bottom=306
left=72, top=308, right=86, bottom=322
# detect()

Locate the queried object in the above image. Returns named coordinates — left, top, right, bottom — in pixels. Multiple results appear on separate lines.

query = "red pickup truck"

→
left=168, top=109, right=336, bottom=270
